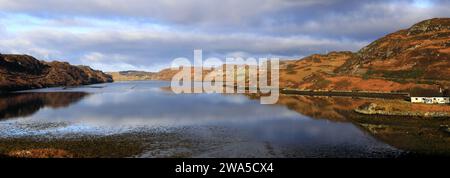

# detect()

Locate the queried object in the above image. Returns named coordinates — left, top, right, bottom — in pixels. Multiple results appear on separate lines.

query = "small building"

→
left=410, top=88, right=450, bottom=104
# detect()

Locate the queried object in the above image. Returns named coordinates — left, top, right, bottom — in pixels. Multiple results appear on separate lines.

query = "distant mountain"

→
left=108, top=69, right=181, bottom=81
left=109, top=67, right=211, bottom=81
left=108, top=70, right=157, bottom=81
left=0, top=54, right=113, bottom=92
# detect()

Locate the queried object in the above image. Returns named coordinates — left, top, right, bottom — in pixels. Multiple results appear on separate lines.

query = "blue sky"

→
left=0, top=0, right=449, bottom=72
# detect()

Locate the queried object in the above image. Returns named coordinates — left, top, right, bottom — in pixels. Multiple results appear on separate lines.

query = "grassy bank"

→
left=0, top=133, right=148, bottom=158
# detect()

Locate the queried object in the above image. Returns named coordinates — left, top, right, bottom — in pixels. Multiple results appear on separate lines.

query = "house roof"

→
left=410, top=88, right=450, bottom=97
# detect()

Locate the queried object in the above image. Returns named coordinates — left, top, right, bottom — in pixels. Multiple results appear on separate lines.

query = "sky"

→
left=0, top=0, right=449, bottom=72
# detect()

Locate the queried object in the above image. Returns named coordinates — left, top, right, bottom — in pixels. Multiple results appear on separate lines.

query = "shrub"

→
left=286, top=64, right=297, bottom=74
left=335, top=80, right=352, bottom=88
left=381, top=69, right=424, bottom=79
left=315, top=79, right=331, bottom=88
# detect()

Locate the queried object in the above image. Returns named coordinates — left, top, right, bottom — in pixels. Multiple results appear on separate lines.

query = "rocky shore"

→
left=355, top=102, right=450, bottom=118
left=0, top=54, right=113, bottom=92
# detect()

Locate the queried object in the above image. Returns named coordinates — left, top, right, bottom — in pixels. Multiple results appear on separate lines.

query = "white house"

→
left=410, top=88, right=450, bottom=104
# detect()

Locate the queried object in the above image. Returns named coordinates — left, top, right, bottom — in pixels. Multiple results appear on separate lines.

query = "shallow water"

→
left=0, top=81, right=406, bottom=157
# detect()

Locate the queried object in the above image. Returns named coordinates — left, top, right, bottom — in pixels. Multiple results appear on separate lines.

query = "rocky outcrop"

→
left=0, top=54, right=113, bottom=92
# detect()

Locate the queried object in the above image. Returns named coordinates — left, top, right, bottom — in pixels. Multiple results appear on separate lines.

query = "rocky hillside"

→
left=0, top=54, right=113, bottom=92
left=280, top=18, right=450, bottom=91
left=337, top=18, right=450, bottom=83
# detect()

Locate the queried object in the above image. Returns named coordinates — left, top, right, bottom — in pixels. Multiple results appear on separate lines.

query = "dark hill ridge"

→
left=0, top=54, right=113, bottom=92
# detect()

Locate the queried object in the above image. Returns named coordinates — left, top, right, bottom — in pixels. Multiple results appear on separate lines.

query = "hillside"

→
left=280, top=18, right=450, bottom=92
left=0, top=54, right=113, bottom=92
left=279, top=51, right=355, bottom=90
left=338, top=18, right=450, bottom=80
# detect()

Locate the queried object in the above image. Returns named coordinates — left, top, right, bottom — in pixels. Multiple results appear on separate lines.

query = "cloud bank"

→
left=0, top=0, right=449, bottom=71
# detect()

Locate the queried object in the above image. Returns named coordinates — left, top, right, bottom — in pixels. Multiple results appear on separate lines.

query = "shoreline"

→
left=354, top=102, right=450, bottom=118
left=280, top=89, right=409, bottom=99
left=355, top=108, right=450, bottom=118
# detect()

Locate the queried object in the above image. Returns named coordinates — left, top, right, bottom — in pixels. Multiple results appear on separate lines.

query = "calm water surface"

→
left=0, top=81, right=403, bottom=157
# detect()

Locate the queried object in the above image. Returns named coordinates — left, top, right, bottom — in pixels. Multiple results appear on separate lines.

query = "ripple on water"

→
left=0, top=119, right=176, bottom=139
